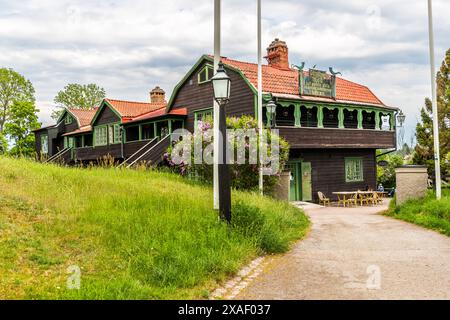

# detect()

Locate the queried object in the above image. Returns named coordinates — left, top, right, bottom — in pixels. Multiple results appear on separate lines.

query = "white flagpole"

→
left=427, top=0, right=442, bottom=199
left=213, top=0, right=221, bottom=209
left=257, top=0, right=264, bottom=195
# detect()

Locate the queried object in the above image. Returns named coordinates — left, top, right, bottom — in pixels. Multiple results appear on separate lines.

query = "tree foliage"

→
left=377, top=152, right=404, bottom=188
left=4, top=101, right=40, bottom=157
left=413, top=48, right=450, bottom=176
left=0, top=131, right=7, bottom=154
left=52, top=83, right=106, bottom=120
left=0, top=68, right=35, bottom=132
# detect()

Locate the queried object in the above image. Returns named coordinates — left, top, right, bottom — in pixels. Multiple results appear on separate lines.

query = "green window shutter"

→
left=345, top=157, right=364, bottom=182
left=64, top=137, right=68, bottom=149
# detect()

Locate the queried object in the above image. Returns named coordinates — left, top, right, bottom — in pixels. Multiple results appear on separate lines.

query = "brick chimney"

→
left=265, top=38, right=290, bottom=70
left=150, top=86, right=165, bottom=103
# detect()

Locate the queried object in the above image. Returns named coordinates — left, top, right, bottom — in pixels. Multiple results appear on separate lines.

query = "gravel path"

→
left=236, top=200, right=450, bottom=300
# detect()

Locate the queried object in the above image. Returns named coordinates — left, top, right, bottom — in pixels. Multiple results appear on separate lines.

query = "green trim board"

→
left=90, top=99, right=123, bottom=126
left=166, top=55, right=258, bottom=113
left=57, top=109, right=81, bottom=128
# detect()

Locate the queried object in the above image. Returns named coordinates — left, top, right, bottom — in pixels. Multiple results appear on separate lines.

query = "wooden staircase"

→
left=119, top=136, right=171, bottom=168
left=44, top=148, right=72, bottom=164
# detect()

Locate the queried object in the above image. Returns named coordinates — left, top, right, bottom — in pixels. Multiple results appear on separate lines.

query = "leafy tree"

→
left=413, top=49, right=450, bottom=177
left=377, top=153, right=404, bottom=188
left=52, top=83, right=106, bottom=120
left=0, top=131, right=7, bottom=154
left=4, top=101, right=40, bottom=157
left=0, top=68, right=35, bottom=132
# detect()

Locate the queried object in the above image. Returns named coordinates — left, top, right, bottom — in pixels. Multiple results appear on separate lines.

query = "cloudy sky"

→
left=0, top=0, right=448, bottom=143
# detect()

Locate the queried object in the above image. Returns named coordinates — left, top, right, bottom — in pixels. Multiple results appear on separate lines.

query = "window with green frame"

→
left=94, top=126, right=108, bottom=146
left=198, top=65, right=214, bottom=84
left=108, top=124, right=121, bottom=144
left=345, top=157, right=364, bottom=182
left=41, top=135, right=48, bottom=154
left=64, top=136, right=74, bottom=149
left=65, top=114, right=73, bottom=125
left=194, top=108, right=213, bottom=130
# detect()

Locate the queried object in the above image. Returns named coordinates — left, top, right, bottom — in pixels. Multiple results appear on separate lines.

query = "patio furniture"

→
left=357, top=191, right=373, bottom=206
left=333, top=191, right=358, bottom=207
left=318, top=191, right=331, bottom=206
left=373, top=191, right=383, bottom=205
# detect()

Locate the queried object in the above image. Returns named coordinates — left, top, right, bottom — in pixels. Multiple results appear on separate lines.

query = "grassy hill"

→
left=387, top=190, right=450, bottom=237
left=0, top=157, right=309, bottom=300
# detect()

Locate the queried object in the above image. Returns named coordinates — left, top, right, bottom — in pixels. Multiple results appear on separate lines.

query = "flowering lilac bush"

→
left=165, top=116, right=290, bottom=194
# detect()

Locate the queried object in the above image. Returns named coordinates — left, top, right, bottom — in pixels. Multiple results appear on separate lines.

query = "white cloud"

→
left=0, top=0, right=449, bottom=142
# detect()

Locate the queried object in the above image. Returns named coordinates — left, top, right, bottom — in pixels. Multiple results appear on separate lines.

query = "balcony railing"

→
left=264, top=101, right=396, bottom=131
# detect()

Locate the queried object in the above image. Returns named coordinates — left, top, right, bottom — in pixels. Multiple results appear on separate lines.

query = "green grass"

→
left=0, top=157, right=309, bottom=300
left=386, top=190, right=450, bottom=236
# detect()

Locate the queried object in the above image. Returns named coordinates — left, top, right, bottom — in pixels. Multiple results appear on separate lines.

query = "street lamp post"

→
left=211, top=62, right=232, bottom=222
left=427, top=0, right=442, bottom=199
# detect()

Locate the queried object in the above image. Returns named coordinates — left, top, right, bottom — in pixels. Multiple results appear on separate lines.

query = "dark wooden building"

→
left=34, top=38, right=398, bottom=203
left=166, top=38, right=398, bottom=202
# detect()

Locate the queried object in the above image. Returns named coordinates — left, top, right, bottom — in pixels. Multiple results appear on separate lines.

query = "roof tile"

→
left=220, top=57, right=385, bottom=106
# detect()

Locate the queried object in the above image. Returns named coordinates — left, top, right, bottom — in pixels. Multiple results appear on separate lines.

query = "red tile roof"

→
left=126, top=107, right=187, bottom=124
left=219, top=57, right=387, bottom=107
left=69, top=108, right=99, bottom=127
left=105, top=98, right=167, bottom=119
left=62, top=125, right=92, bottom=137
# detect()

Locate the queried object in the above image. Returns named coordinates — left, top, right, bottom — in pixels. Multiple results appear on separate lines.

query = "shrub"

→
left=165, top=116, right=290, bottom=194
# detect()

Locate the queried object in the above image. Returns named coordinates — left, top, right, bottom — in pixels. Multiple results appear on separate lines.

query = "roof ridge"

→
left=106, top=98, right=167, bottom=105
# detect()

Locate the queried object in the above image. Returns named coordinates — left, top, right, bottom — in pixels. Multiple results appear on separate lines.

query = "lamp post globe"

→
left=265, top=100, right=277, bottom=128
left=212, top=62, right=231, bottom=105
left=397, top=110, right=406, bottom=127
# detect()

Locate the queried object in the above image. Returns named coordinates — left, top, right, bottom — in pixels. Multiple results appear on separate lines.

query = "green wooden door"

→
left=301, top=162, right=312, bottom=202
left=287, top=162, right=301, bottom=201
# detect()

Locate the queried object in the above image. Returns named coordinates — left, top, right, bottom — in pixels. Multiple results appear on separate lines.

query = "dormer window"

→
left=65, top=114, right=73, bottom=125
left=198, top=65, right=214, bottom=84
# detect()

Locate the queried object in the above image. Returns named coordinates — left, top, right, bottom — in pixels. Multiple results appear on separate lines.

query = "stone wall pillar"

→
left=273, top=171, right=291, bottom=201
left=395, top=165, right=428, bottom=205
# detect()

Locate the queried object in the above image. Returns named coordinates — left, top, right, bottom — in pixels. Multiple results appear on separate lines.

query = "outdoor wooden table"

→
left=333, top=191, right=358, bottom=207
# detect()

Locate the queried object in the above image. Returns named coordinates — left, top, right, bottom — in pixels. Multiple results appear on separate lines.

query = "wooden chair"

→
left=373, top=192, right=383, bottom=205
left=357, top=191, right=369, bottom=206
left=347, top=193, right=358, bottom=207
left=318, top=191, right=331, bottom=206
left=365, top=192, right=375, bottom=206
